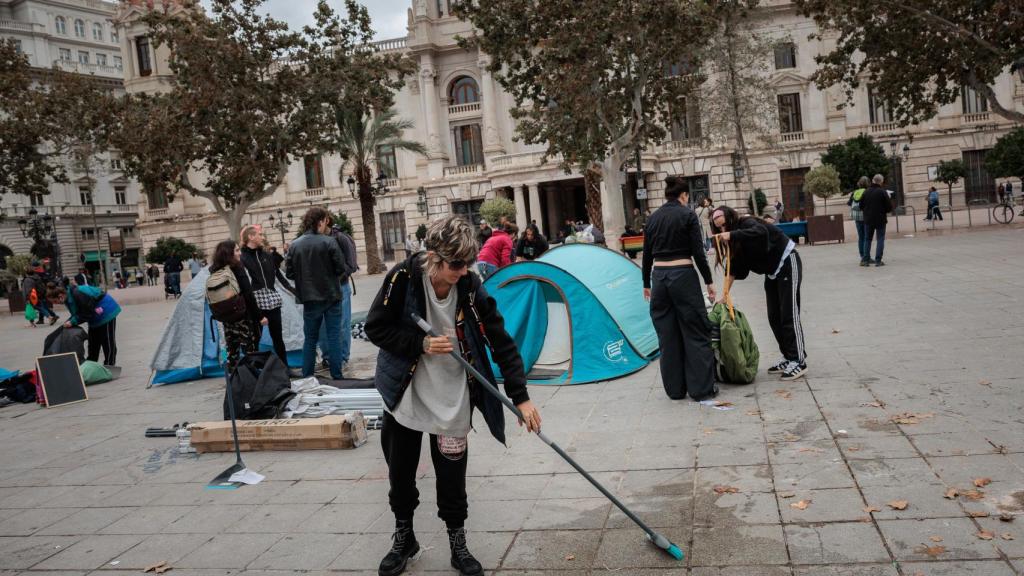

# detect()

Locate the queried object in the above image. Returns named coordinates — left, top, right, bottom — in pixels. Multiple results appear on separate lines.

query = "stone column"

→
left=478, top=53, right=504, bottom=154
left=513, top=185, right=528, bottom=230
left=545, top=186, right=559, bottom=238
left=419, top=54, right=444, bottom=160
left=527, top=182, right=544, bottom=236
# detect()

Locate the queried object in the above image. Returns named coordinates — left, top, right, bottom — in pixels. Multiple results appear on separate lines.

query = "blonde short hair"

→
left=420, top=215, right=478, bottom=276
left=240, top=224, right=261, bottom=246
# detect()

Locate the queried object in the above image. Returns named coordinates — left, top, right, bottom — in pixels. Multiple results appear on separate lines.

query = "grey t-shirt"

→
left=388, top=274, right=471, bottom=437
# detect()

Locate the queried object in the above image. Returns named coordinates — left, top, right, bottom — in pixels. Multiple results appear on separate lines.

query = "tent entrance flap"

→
left=529, top=285, right=571, bottom=382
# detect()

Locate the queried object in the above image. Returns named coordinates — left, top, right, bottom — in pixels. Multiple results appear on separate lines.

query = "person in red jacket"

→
left=477, top=223, right=517, bottom=279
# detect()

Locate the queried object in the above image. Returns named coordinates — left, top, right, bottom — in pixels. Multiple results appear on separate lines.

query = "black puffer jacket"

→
left=365, top=253, right=529, bottom=444
left=728, top=217, right=793, bottom=280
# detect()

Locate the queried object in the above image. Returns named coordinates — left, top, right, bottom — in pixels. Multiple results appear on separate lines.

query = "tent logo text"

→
left=604, top=339, right=627, bottom=363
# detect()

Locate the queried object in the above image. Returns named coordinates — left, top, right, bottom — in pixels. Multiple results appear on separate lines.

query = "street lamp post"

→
left=888, top=141, right=911, bottom=209
left=266, top=208, right=293, bottom=246
left=17, top=207, right=62, bottom=277
left=347, top=171, right=390, bottom=200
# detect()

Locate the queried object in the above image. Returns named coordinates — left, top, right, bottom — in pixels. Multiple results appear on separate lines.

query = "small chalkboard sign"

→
left=36, top=353, right=88, bottom=408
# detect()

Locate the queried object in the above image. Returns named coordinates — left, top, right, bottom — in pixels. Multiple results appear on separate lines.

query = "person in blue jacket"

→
left=48, top=280, right=121, bottom=366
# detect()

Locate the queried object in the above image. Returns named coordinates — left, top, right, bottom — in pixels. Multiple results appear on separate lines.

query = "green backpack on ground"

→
left=708, top=302, right=759, bottom=384
left=79, top=361, right=113, bottom=385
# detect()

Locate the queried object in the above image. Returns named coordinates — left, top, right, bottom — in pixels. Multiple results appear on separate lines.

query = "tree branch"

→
left=894, top=1, right=1005, bottom=60
left=966, top=69, right=1024, bottom=124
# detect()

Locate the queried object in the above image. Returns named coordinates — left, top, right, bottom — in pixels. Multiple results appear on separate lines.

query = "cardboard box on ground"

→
left=187, top=414, right=367, bottom=453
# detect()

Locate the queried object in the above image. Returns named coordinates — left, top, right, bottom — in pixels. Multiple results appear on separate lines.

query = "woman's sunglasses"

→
left=445, top=258, right=475, bottom=271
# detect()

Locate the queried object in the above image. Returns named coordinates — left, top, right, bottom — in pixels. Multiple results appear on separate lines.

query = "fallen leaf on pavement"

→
left=713, top=485, right=739, bottom=494
left=783, top=433, right=801, bottom=441
left=863, top=506, right=880, bottom=513
left=915, top=544, right=946, bottom=557
left=713, top=400, right=734, bottom=407
left=887, top=500, right=909, bottom=510
left=746, top=410, right=761, bottom=416
left=929, top=535, right=943, bottom=542
left=703, top=428, right=714, bottom=435
left=831, top=328, right=840, bottom=334
left=963, top=489, right=986, bottom=501
left=944, top=487, right=959, bottom=499
left=978, top=379, right=992, bottom=387
left=976, top=530, right=995, bottom=540
left=1002, top=533, right=1014, bottom=540
left=860, top=401, right=886, bottom=408
left=145, top=562, right=169, bottom=574
left=798, top=447, right=824, bottom=453
left=968, top=511, right=989, bottom=518
left=890, top=412, right=934, bottom=425
left=154, top=567, right=171, bottom=575
left=790, top=499, right=811, bottom=510
left=778, top=491, right=795, bottom=498
left=565, top=554, right=576, bottom=561
left=775, top=389, right=792, bottom=400
left=846, top=445, right=862, bottom=452
left=999, top=513, right=1014, bottom=522
left=973, top=477, right=992, bottom=487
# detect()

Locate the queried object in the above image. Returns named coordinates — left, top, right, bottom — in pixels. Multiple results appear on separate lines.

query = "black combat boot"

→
left=448, top=527, right=483, bottom=576
left=378, top=519, right=419, bottom=576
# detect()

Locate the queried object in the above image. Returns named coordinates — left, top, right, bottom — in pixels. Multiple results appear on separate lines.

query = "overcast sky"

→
left=260, top=0, right=410, bottom=40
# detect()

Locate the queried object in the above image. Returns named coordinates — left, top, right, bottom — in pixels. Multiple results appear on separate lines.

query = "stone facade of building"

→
left=120, top=0, right=1024, bottom=268
left=0, top=0, right=143, bottom=279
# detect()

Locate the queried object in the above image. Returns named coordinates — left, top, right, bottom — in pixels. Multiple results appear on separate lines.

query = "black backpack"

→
left=223, top=351, right=294, bottom=420
left=43, top=325, right=88, bottom=364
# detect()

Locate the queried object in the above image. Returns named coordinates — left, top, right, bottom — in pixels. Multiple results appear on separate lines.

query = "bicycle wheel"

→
left=993, top=204, right=1013, bottom=224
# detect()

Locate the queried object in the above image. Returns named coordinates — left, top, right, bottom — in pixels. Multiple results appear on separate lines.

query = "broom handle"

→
left=411, top=313, right=657, bottom=540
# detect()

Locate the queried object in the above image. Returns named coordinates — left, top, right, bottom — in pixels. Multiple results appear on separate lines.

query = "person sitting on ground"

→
left=515, top=226, right=548, bottom=261
left=365, top=215, right=541, bottom=576
left=49, top=279, right=122, bottom=366
left=711, top=205, right=807, bottom=381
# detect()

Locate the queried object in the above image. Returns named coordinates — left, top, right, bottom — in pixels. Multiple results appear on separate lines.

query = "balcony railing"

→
left=370, top=37, right=407, bottom=52
left=962, top=112, right=990, bottom=124
left=448, top=102, right=482, bottom=117
left=443, top=163, right=484, bottom=178
left=303, top=187, right=325, bottom=198
left=870, top=122, right=899, bottom=133
left=780, top=131, right=806, bottom=143
left=0, top=19, right=39, bottom=32
left=489, top=151, right=560, bottom=170
left=53, top=59, right=123, bottom=77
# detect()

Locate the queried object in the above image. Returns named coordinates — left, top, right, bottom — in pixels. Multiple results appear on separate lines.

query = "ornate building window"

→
left=55, top=16, right=67, bottom=35
left=136, top=37, right=152, bottom=76
left=449, top=76, right=480, bottom=105
left=774, top=43, right=797, bottom=69
left=670, top=97, right=702, bottom=141
left=59, top=48, right=71, bottom=61
left=452, top=124, right=483, bottom=166
left=777, top=93, right=803, bottom=133
left=961, top=85, right=989, bottom=114
left=868, top=87, right=892, bottom=124
left=303, top=154, right=324, bottom=189
left=74, top=19, right=85, bottom=37
left=78, top=51, right=89, bottom=65
left=93, top=23, right=103, bottom=41
left=96, top=53, right=107, bottom=67
left=111, top=28, right=119, bottom=43
left=377, top=145, right=398, bottom=179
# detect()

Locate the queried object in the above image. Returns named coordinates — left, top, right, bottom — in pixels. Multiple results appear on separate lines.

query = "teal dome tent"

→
left=483, top=243, right=659, bottom=385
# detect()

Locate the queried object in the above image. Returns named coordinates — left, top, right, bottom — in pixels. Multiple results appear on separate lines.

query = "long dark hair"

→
left=710, top=205, right=761, bottom=272
left=210, top=240, right=239, bottom=273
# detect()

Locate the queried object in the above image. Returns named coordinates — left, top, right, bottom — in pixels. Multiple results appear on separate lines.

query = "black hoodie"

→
left=728, top=217, right=793, bottom=280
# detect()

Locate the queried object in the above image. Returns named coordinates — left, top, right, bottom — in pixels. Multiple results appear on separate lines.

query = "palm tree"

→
left=336, top=108, right=426, bottom=274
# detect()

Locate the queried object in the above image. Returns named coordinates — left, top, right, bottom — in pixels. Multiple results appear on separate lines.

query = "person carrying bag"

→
left=240, top=225, right=297, bottom=374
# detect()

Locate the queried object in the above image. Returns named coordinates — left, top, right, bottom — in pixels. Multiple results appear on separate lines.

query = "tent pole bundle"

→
left=412, top=313, right=684, bottom=561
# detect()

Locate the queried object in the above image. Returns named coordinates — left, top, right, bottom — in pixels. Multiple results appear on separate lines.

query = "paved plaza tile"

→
left=0, top=226, right=1022, bottom=573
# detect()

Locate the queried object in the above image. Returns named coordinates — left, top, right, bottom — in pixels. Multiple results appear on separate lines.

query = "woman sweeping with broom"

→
left=365, top=215, right=541, bottom=576
left=711, top=206, right=807, bottom=381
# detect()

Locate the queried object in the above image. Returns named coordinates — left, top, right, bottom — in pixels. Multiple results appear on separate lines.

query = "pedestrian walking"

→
left=135, top=268, right=145, bottom=287
left=631, top=207, right=646, bottom=233
left=642, top=176, right=718, bottom=401
left=711, top=206, right=807, bottom=381
left=74, top=268, right=89, bottom=287
left=365, top=215, right=541, bottom=576
left=49, top=280, right=121, bottom=365
left=477, top=223, right=514, bottom=279
left=997, top=183, right=1006, bottom=205
left=163, top=253, right=183, bottom=296
left=187, top=257, right=202, bottom=280
left=285, top=207, right=348, bottom=379
left=319, top=219, right=358, bottom=376
left=859, top=174, right=894, bottom=267
left=848, top=176, right=870, bottom=263
left=476, top=219, right=492, bottom=248
left=925, top=186, right=943, bottom=221
left=208, top=240, right=264, bottom=374
left=240, top=225, right=297, bottom=373
left=696, top=197, right=714, bottom=252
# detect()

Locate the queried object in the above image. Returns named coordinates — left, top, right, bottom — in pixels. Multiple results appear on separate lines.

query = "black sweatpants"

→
left=262, top=307, right=288, bottom=365
left=764, top=251, right=806, bottom=364
left=649, top=266, right=716, bottom=399
left=87, top=319, right=117, bottom=366
left=381, top=412, right=468, bottom=529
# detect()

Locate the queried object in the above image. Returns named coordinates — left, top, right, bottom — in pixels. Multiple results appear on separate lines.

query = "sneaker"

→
left=780, top=361, right=807, bottom=381
left=767, top=358, right=789, bottom=374
left=859, top=259, right=871, bottom=267
left=448, top=527, right=484, bottom=576
left=875, top=260, right=885, bottom=267
left=379, top=519, right=419, bottom=576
